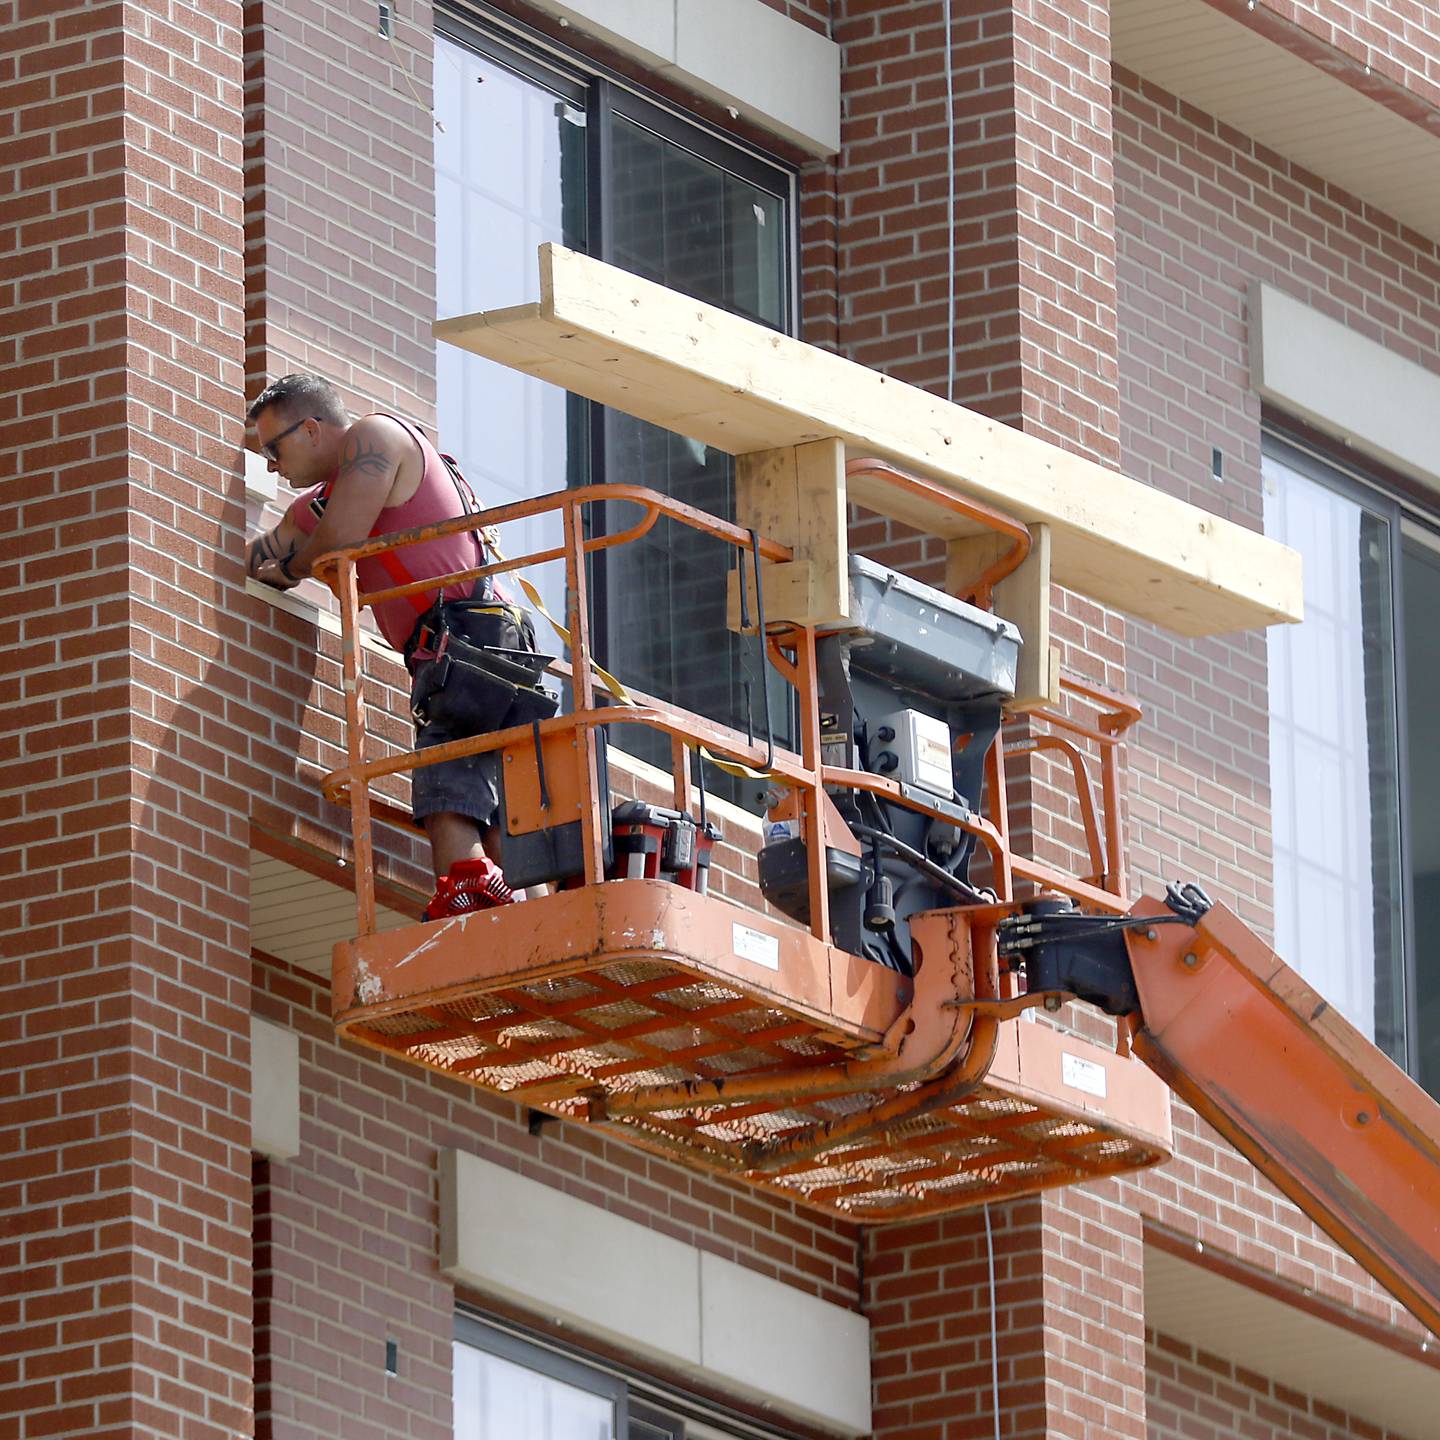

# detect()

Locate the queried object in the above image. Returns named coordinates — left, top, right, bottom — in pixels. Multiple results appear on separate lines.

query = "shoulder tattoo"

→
left=339, top=430, right=398, bottom=484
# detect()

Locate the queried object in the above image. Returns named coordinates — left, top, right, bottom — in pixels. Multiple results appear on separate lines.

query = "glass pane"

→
left=434, top=33, right=588, bottom=632
left=454, top=1341, right=614, bottom=1440
left=602, top=115, right=790, bottom=802
left=1263, top=449, right=1405, bottom=1059
left=1403, top=531, right=1440, bottom=1093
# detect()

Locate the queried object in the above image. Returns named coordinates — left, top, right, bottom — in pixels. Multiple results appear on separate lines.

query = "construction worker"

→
left=246, top=373, right=535, bottom=920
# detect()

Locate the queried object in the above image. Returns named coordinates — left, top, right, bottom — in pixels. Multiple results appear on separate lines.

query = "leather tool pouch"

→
left=407, top=600, right=557, bottom=733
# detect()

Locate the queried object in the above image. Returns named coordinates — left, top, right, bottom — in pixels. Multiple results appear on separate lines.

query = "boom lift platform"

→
left=325, top=472, right=1170, bottom=1220
left=320, top=249, right=1440, bottom=1338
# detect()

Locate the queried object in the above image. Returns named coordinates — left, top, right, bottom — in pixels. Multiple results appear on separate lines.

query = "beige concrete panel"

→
left=439, top=1150, right=703, bottom=1366
left=1250, top=282, right=1440, bottom=494
left=673, top=0, right=841, bottom=155
left=250, top=1016, right=301, bottom=1161
left=521, top=0, right=841, bottom=155
left=439, top=1151, right=873, bottom=1432
left=523, top=0, right=676, bottom=68
left=699, top=1251, right=871, bottom=1435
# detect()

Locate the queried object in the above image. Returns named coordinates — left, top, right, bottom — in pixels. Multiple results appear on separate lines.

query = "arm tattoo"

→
left=248, top=527, right=281, bottom=575
left=338, top=432, right=398, bottom=485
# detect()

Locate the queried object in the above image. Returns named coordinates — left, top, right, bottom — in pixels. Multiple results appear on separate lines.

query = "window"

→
left=454, top=1336, right=618, bottom=1440
left=434, top=13, right=795, bottom=801
left=453, top=1314, right=797, bottom=1440
left=1400, top=527, right=1440, bottom=1094
left=1263, top=433, right=1440, bottom=1085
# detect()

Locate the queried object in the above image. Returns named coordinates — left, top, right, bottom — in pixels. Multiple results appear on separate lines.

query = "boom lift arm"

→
left=1005, top=886, right=1440, bottom=1338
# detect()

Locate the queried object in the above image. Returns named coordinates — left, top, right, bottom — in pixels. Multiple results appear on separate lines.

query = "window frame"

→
left=455, top=1309, right=628, bottom=1432
left=435, top=2, right=801, bottom=299
left=1262, top=422, right=1440, bottom=1072
left=433, top=4, right=801, bottom=788
left=453, top=1309, right=806, bottom=1440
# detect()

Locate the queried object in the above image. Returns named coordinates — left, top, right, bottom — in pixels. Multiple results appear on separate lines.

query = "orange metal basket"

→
left=319, top=477, right=1170, bottom=1220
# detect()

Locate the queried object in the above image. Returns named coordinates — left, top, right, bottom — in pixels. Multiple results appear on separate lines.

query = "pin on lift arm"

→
left=1003, top=886, right=1440, bottom=1338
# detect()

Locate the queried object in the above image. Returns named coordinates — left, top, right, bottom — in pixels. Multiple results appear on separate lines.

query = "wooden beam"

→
left=729, top=439, right=848, bottom=629
left=948, top=525, right=1060, bottom=710
left=433, top=244, right=1302, bottom=637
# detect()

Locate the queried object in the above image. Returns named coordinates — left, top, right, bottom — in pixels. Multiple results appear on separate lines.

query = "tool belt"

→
left=404, top=596, right=558, bottom=734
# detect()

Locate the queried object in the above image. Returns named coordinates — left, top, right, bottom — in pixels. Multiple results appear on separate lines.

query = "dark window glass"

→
left=600, top=113, right=790, bottom=793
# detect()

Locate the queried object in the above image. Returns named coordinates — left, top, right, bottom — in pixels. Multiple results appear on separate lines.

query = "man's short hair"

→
left=248, top=374, right=349, bottom=427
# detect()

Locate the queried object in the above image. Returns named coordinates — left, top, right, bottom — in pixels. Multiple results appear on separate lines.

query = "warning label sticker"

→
left=732, top=922, right=780, bottom=971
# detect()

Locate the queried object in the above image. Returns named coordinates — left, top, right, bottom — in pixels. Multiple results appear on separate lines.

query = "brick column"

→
left=1036, top=1184, right=1146, bottom=1436
left=869, top=1199, right=1050, bottom=1437
left=1, top=3, right=252, bottom=1436
left=841, top=4, right=1141, bottom=1435
left=868, top=1190, right=1145, bottom=1440
left=838, top=0, right=1119, bottom=459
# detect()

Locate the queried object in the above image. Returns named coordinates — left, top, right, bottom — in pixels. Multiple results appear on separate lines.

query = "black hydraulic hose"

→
left=748, top=527, right=775, bottom=774
left=860, top=787, right=893, bottom=837
left=998, top=910, right=1189, bottom=954
left=881, top=928, right=912, bottom=975
left=692, top=745, right=708, bottom=829
left=851, top=822, right=991, bottom=904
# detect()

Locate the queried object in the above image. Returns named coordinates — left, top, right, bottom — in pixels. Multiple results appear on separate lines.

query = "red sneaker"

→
left=422, top=856, right=516, bottom=920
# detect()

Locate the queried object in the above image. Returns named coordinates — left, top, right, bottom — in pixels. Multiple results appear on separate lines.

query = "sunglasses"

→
left=259, top=415, right=315, bottom=462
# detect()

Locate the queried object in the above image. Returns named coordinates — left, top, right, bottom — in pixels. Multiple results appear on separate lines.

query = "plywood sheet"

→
left=434, top=245, right=1302, bottom=636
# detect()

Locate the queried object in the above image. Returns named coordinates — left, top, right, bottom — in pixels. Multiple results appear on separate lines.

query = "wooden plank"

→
left=432, top=244, right=1302, bottom=637
left=732, top=439, right=848, bottom=627
left=948, top=525, right=1060, bottom=710
left=727, top=561, right=832, bottom=631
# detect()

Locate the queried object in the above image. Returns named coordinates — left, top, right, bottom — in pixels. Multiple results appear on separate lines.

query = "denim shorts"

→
left=409, top=702, right=503, bottom=826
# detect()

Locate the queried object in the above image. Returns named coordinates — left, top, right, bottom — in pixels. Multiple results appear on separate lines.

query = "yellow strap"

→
left=490, top=534, right=779, bottom=783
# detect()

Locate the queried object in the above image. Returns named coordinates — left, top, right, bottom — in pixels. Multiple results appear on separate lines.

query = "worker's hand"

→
left=254, top=555, right=302, bottom=590
left=247, top=526, right=292, bottom=579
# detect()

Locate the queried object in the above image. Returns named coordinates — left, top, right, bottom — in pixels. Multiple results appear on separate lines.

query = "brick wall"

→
left=1147, top=1329, right=1418, bottom=1440
left=831, top=0, right=1119, bottom=459
left=868, top=1199, right=1048, bottom=1439
left=240, top=0, right=445, bottom=893
left=827, top=0, right=1130, bottom=911
left=1115, top=61, right=1440, bottom=929
left=868, top=1185, right=1146, bottom=1440
left=1113, top=52, right=1440, bottom=1350
left=9, top=0, right=1435, bottom=1434
left=1, top=1, right=254, bottom=1435
left=242, top=0, right=437, bottom=420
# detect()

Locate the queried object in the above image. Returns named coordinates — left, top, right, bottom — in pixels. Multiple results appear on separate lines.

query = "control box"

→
left=872, top=708, right=954, bottom=797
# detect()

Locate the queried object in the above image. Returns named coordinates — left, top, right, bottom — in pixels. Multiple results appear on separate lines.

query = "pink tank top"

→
left=287, top=415, right=496, bottom=650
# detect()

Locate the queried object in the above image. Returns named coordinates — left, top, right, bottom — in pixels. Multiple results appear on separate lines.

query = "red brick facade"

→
left=5, top=0, right=1438, bottom=1437
left=1147, top=1331, right=1416, bottom=1440
left=2, top=1, right=253, bottom=1435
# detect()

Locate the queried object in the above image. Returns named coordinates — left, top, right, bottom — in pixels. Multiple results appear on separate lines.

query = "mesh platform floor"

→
left=338, top=945, right=1168, bottom=1221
